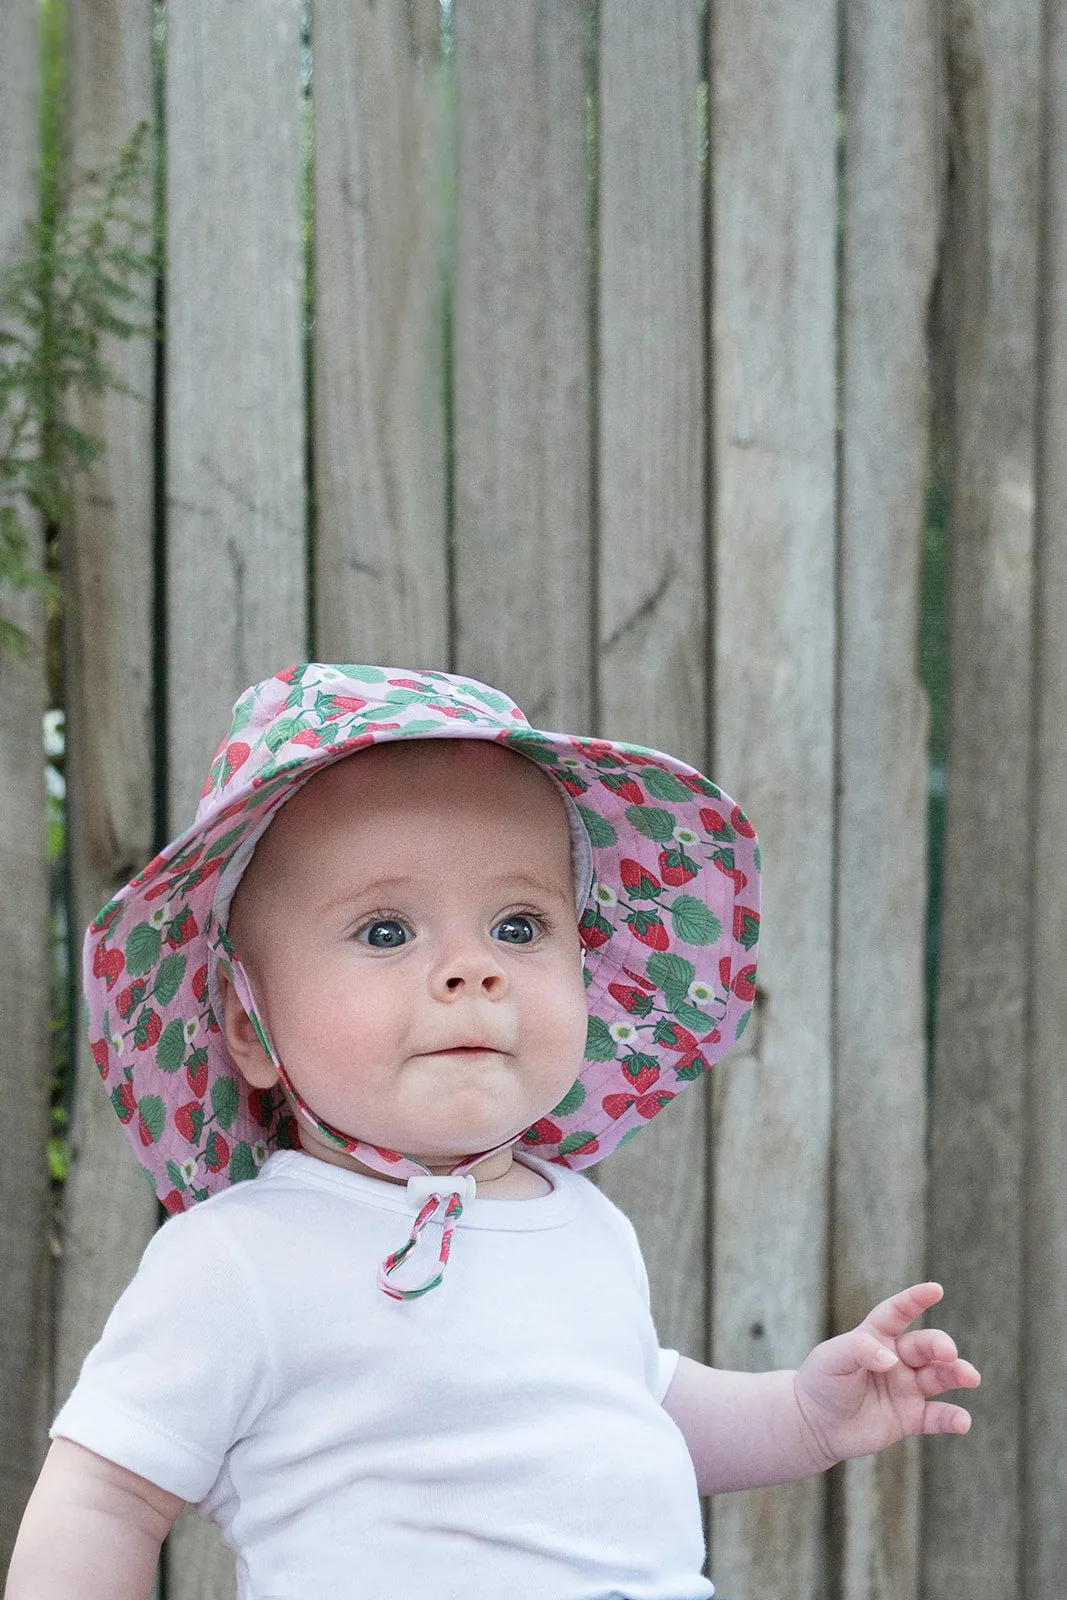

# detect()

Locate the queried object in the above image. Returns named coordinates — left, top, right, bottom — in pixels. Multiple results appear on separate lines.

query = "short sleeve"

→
left=51, top=1207, right=275, bottom=1504
left=654, top=1346, right=681, bottom=1402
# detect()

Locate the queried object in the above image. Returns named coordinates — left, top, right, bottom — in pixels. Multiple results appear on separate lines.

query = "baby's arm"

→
left=5, top=1438, right=184, bottom=1600
left=662, top=1282, right=980, bottom=1495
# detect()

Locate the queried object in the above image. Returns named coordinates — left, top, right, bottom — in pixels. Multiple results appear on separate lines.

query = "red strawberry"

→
left=291, top=727, right=321, bottom=748
left=620, top=857, right=660, bottom=892
left=602, top=1093, right=637, bottom=1121
left=187, top=1055, right=209, bottom=1097
left=247, top=1087, right=271, bottom=1126
left=388, top=678, right=428, bottom=691
left=732, top=964, right=757, bottom=1001
left=192, top=963, right=209, bottom=1002
left=185, top=857, right=224, bottom=889
left=658, top=1021, right=699, bottom=1053
left=276, top=665, right=300, bottom=683
left=222, top=742, right=251, bottom=784
left=719, top=955, right=732, bottom=988
left=636, top=1090, right=674, bottom=1119
left=93, top=943, right=124, bottom=990
left=90, top=1038, right=110, bottom=1079
left=622, top=1059, right=660, bottom=1094
left=700, top=807, right=730, bottom=838
left=601, top=775, right=645, bottom=806
left=658, top=848, right=697, bottom=886
left=731, top=805, right=756, bottom=838
left=608, top=982, right=655, bottom=1017
left=559, top=776, right=587, bottom=798
left=162, top=1190, right=186, bottom=1215
left=116, top=980, right=147, bottom=1021
left=92, top=902, right=122, bottom=934
left=622, top=966, right=657, bottom=992
left=579, top=910, right=611, bottom=950
left=521, top=1117, right=563, bottom=1146
left=711, top=854, right=748, bottom=891
left=167, top=906, right=198, bottom=948
left=137, top=1109, right=157, bottom=1146
left=135, top=1009, right=162, bottom=1050
left=175, top=1102, right=200, bottom=1143
left=733, top=904, right=760, bottom=949
left=205, top=1131, right=230, bottom=1172
left=571, top=738, right=614, bottom=761
left=628, top=914, right=669, bottom=951
left=323, top=694, right=369, bottom=720
left=371, top=1145, right=403, bottom=1163
left=112, top=1082, right=136, bottom=1123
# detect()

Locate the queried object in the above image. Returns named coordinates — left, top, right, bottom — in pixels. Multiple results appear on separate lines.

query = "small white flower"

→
left=252, top=1140, right=268, bottom=1167
left=687, top=980, right=714, bottom=1005
left=594, top=883, right=617, bottom=907
left=150, top=907, right=167, bottom=927
left=185, top=1019, right=199, bottom=1040
left=610, top=1021, right=636, bottom=1043
left=110, top=1034, right=123, bottom=1053
left=560, top=756, right=583, bottom=770
left=319, top=667, right=342, bottom=681
left=179, top=1158, right=197, bottom=1185
left=673, top=826, right=698, bottom=846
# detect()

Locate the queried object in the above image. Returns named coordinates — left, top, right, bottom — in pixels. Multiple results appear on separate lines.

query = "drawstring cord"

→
left=376, top=1174, right=477, bottom=1301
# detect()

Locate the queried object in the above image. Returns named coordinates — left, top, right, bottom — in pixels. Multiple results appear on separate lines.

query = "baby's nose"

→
left=433, top=940, right=508, bottom=998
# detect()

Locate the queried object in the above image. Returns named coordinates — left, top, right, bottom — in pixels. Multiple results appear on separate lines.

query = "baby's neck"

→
left=305, top=1141, right=552, bottom=1199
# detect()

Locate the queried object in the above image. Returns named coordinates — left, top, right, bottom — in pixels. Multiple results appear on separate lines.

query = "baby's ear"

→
left=217, top=966, right=280, bottom=1089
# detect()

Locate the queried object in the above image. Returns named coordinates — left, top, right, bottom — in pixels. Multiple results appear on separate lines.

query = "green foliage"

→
left=0, top=120, right=158, bottom=655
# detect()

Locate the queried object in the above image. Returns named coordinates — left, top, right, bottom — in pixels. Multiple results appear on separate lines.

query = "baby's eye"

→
left=491, top=914, right=540, bottom=945
left=358, top=919, right=411, bottom=949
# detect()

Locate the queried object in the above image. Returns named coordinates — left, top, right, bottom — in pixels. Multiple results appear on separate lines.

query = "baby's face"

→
left=224, top=739, right=589, bottom=1172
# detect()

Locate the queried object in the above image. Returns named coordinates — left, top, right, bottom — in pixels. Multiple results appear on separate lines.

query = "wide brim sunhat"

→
left=85, top=664, right=760, bottom=1221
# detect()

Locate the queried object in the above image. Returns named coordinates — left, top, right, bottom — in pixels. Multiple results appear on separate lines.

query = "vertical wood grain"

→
left=313, top=0, right=448, bottom=665
left=593, top=0, right=708, bottom=1361
left=164, top=5, right=306, bottom=1593
left=56, top=0, right=159, bottom=1419
left=923, top=3, right=1041, bottom=1598
left=165, top=0, right=307, bottom=830
left=1022, top=1, right=1067, bottom=1591
left=451, top=0, right=593, bottom=732
left=0, top=2, right=50, bottom=1570
left=834, top=1, right=938, bottom=1595
left=707, top=0, right=838, bottom=1594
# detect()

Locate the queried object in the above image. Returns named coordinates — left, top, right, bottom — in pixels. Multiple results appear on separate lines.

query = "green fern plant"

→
left=0, top=120, right=157, bottom=656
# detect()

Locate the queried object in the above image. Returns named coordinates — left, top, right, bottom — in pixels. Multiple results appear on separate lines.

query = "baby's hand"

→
left=793, top=1282, right=980, bottom=1471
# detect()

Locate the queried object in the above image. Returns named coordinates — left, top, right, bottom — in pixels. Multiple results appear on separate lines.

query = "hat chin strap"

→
left=225, top=953, right=516, bottom=1300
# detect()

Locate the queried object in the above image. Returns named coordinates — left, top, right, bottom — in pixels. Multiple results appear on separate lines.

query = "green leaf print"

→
left=264, top=716, right=305, bottom=753
left=668, top=896, right=723, bottom=946
left=735, top=1008, right=752, bottom=1040
left=642, top=768, right=697, bottom=803
left=576, top=805, right=617, bottom=848
left=211, top=1076, right=240, bottom=1130
left=672, top=1001, right=718, bottom=1034
left=624, top=805, right=676, bottom=844
left=228, top=1142, right=258, bottom=1183
left=558, top=1131, right=597, bottom=1158
left=583, top=1015, right=617, bottom=1063
left=155, top=1018, right=187, bottom=1073
left=338, top=664, right=388, bottom=683
left=204, top=824, right=248, bottom=864
left=463, top=685, right=513, bottom=714
left=166, top=1159, right=186, bottom=1191
left=125, top=921, right=162, bottom=976
left=646, top=951, right=695, bottom=1003
left=154, top=953, right=187, bottom=1008
left=550, top=1080, right=587, bottom=1117
left=137, top=1095, right=166, bottom=1143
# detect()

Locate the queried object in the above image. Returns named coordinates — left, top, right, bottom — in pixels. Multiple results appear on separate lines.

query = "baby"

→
left=6, top=664, right=978, bottom=1600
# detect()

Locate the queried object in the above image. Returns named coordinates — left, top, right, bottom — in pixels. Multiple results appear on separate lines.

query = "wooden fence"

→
left=1, top=2, right=1064, bottom=1598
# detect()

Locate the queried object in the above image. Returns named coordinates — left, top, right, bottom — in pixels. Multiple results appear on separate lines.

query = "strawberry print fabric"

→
left=83, top=664, right=760, bottom=1214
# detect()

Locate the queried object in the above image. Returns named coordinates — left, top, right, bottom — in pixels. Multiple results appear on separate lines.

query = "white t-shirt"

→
left=53, top=1151, right=712, bottom=1600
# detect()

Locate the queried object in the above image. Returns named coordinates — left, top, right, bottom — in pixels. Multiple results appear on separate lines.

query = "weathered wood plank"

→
left=593, top=0, right=708, bottom=1361
left=451, top=0, right=593, bottom=732
left=834, top=1, right=938, bottom=1595
left=55, top=0, right=159, bottom=1425
left=165, top=0, right=307, bottom=828
left=164, top=3, right=307, bottom=1593
left=0, top=0, right=51, bottom=1572
left=1021, top=4, right=1067, bottom=1593
left=313, top=0, right=448, bottom=664
left=923, top=1, right=1041, bottom=1595
left=707, top=0, right=838, bottom=1594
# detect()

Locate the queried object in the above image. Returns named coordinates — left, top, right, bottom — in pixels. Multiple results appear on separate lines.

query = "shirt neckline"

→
left=258, top=1148, right=577, bottom=1231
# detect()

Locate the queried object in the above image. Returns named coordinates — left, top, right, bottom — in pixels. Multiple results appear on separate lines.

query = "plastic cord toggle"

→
left=376, top=1174, right=477, bottom=1301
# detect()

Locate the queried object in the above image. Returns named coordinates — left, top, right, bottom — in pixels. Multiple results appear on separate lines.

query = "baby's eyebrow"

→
left=320, top=870, right=572, bottom=912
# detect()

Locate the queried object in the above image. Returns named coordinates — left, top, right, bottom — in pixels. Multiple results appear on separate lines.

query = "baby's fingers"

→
left=896, top=1327, right=958, bottom=1369
left=914, top=1358, right=981, bottom=1398
left=920, top=1400, right=973, bottom=1436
